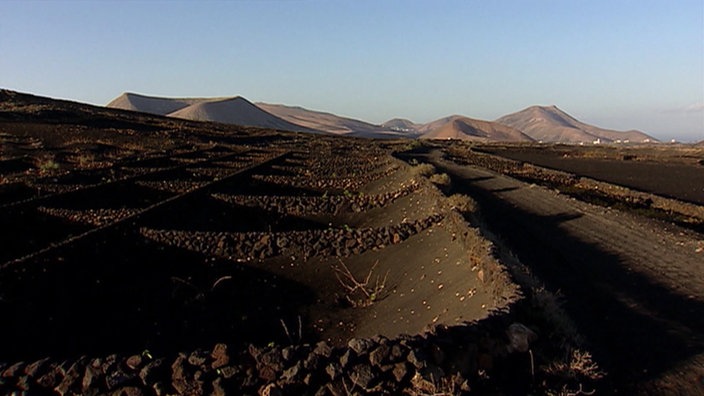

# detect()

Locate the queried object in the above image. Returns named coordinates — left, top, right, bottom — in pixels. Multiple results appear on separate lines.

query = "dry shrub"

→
left=447, top=193, right=477, bottom=215
left=35, top=156, right=60, bottom=173
left=408, top=371, right=470, bottom=396
left=333, top=260, right=389, bottom=307
left=411, top=163, right=436, bottom=177
left=543, top=349, right=603, bottom=381
left=429, top=173, right=452, bottom=192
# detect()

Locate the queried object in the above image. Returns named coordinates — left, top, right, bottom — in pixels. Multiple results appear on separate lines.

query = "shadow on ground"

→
left=399, top=148, right=704, bottom=393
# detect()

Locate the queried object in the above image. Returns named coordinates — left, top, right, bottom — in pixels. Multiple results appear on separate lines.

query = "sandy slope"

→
left=167, top=97, right=315, bottom=131
left=107, top=92, right=213, bottom=115
left=496, top=105, right=656, bottom=143
left=256, top=102, right=387, bottom=136
left=107, top=93, right=315, bottom=132
left=418, top=115, right=534, bottom=142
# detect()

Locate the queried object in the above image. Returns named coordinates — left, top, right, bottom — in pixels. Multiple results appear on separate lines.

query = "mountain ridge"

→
left=418, top=115, right=534, bottom=142
left=107, top=93, right=317, bottom=132
left=105, top=92, right=659, bottom=143
left=496, top=105, right=657, bottom=143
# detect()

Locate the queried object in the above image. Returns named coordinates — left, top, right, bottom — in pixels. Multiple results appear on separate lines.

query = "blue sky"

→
left=1, top=1, right=702, bottom=141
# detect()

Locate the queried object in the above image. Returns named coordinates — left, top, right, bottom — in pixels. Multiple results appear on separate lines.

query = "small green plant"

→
left=36, top=157, right=60, bottom=173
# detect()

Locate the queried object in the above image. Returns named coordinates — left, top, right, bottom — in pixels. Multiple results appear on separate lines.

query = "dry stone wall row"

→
left=36, top=207, right=140, bottom=227
left=0, top=321, right=526, bottom=395
left=211, top=181, right=420, bottom=215
left=140, top=214, right=445, bottom=261
left=252, top=166, right=399, bottom=193
left=135, top=180, right=210, bottom=194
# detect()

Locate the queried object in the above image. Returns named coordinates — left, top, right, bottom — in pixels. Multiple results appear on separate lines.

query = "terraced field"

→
left=2, top=91, right=563, bottom=395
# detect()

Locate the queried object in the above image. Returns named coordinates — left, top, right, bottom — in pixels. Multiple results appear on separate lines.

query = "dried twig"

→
left=333, top=260, right=389, bottom=307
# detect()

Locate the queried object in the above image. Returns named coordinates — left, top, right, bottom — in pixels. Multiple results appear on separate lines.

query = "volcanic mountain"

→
left=107, top=93, right=315, bottom=132
left=418, top=115, right=534, bottom=142
left=496, top=105, right=656, bottom=143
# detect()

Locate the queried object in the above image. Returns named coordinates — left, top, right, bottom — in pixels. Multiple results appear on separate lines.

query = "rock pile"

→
left=135, top=180, right=209, bottom=194
left=140, top=214, right=444, bottom=261
left=211, top=181, right=420, bottom=215
left=37, top=207, right=141, bottom=227
left=252, top=166, right=399, bottom=193
left=0, top=321, right=535, bottom=395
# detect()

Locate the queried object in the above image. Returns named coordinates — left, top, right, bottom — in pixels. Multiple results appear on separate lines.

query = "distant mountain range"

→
left=107, top=92, right=658, bottom=143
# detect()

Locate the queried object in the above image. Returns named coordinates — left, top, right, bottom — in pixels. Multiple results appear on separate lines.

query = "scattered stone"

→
left=349, top=364, right=377, bottom=390
left=407, top=349, right=428, bottom=369
left=211, top=377, right=226, bottom=396
left=55, top=357, right=88, bottom=395
left=260, top=382, right=283, bottom=396
left=506, top=323, right=538, bottom=353
left=105, top=369, right=137, bottom=391
left=303, top=352, right=322, bottom=372
left=2, top=361, right=25, bottom=378
left=24, top=357, right=51, bottom=378
left=111, top=386, right=144, bottom=396
left=369, top=344, right=390, bottom=367
left=139, top=358, right=167, bottom=385
left=188, top=349, right=210, bottom=368
left=152, top=381, right=168, bottom=396
left=211, top=343, right=230, bottom=369
left=125, top=355, right=143, bottom=371
left=347, top=338, right=373, bottom=356
left=36, top=364, right=64, bottom=389
left=339, top=350, right=355, bottom=368
left=313, top=341, right=333, bottom=358
left=389, top=344, right=406, bottom=362
left=82, top=362, right=104, bottom=394
left=392, top=362, right=410, bottom=383
left=281, top=362, right=303, bottom=384
left=325, top=362, right=342, bottom=381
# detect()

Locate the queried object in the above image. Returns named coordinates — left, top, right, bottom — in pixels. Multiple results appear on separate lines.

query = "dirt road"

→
left=423, top=149, right=704, bottom=395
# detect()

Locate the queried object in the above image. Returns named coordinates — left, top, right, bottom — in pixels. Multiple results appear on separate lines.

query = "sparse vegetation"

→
left=333, top=260, right=389, bottom=307
left=447, top=193, right=477, bottom=215
left=36, top=156, right=60, bottom=173
left=429, top=172, right=452, bottom=190
left=411, top=162, right=436, bottom=177
left=401, top=139, right=424, bottom=152
left=407, top=371, right=471, bottom=396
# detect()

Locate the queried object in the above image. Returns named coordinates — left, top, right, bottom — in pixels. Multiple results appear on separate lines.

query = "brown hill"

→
left=382, top=118, right=422, bottom=135
left=496, top=105, right=657, bottom=143
left=106, top=92, right=210, bottom=115
left=107, top=93, right=316, bottom=133
left=256, top=103, right=398, bottom=137
left=418, top=115, right=534, bottom=142
left=167, top=97, right=316, bottom=132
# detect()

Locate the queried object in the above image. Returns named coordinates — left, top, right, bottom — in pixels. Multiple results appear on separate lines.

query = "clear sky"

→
left=1, top=0, right=702, bottom=141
